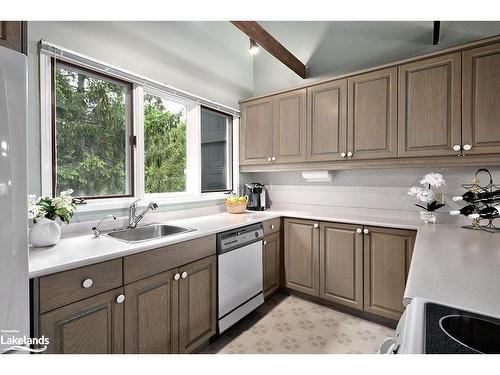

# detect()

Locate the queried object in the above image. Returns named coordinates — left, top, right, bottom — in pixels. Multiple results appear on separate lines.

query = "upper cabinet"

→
left=306, top=79, right=347, bottom=161
left=348, top=67, right=398, bottom=160
left=462, top=42, right=500, bottom=155
left=0, top=21, right=24, bottom=53
left=398, top=53, right=462, bottom=157
left=240, top=96, right=274, bottom=165
left=273, top=88, right=307, bottom=163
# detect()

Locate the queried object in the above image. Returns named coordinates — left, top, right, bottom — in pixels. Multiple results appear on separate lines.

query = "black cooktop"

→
left=425, top=302, right=500, bottom=354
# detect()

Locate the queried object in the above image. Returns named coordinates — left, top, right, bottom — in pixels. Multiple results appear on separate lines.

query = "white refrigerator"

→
left=0, top=45, right=29, bottom=353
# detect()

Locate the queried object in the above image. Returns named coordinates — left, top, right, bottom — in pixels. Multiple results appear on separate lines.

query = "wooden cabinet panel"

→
left=462, top=42, right=500, bottom=155
left=240, top=97, right=274, bottom=165
left=319, top=222, right=363, bottom=310
left=40, top=288, right=124, bottom=354
left=307, top=80, right=347, bottom=161
left=263, top=232, right=281, bottom=298
left=0, top=21, right=23, bottom=53
left=124, top=270, right=178, bottom=354
left=284, top=218, right=319, bottom=296
left=348, top=68, right=397, bottom=159
left=178, top=256, right=216, bottom=353
left=398, top=53, right=461, bottom=157
left=39, top=258, right=123, bottom=313
left=363, top=226, right=416, bottom=321
left=274, top=89, right=307, bottom=163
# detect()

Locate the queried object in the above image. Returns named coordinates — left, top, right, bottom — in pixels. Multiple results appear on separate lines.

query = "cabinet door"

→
left=306, top=79, right=347, bottom=161
left=178, top=256, right=216, bottom=353
left=319, top=222, right=363, bottom=310
left=263, top=232, right=281, bottom=298
left=274, top=88, right=307, bottom=163
left=398, top=53, right=461, bottom=157
left=124, top=269, right=178, bottom=354
left=0, top=21, right=23, bottom=53
left=240, top=97, right=274, bottom=165
left=284, top=218, right=320, bottom=296
left=348, top=67, right=397, bottom=159
left=462, top=42, right=500, bottom=155
left=40, top=288, right=124, bottom=354
left=363, top=226, right=416, bottom=321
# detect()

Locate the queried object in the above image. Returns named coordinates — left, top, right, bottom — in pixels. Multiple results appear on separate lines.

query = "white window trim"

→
left=39, top=52, right=240, bottom=213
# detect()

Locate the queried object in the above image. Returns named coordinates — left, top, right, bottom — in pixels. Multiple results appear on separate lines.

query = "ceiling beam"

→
left=433, top=21, right=441, bottom=45
left=231, top=21, right=307, bottom=79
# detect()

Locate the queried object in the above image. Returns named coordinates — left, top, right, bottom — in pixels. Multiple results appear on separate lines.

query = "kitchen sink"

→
left=439, top=315, right=500, bottom=354
left=105, top=224, right=196, bottom=243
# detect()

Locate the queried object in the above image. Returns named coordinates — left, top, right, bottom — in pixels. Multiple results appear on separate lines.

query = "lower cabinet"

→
left=363, top=226, right=415, bottom=321
left=284, top=218, right=320, bottom=296
left=284, top=218, right=416, bottom=321
left=263, top=232, right=281, bottom=298
left=40, top=288, right=124, bottom=354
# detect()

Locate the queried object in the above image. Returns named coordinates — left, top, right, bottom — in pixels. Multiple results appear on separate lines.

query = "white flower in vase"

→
left=420, top=172, right=445, bottom=188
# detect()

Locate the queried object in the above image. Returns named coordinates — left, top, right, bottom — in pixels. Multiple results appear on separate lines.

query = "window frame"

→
left=200, top=105, right=234, bottom=194
left=50, top=58, right=136, bottom=200
left=39, top=47, right=240, bottom=213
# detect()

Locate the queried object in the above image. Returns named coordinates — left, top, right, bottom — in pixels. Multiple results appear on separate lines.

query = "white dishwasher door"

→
left=218, top=240, right=263, bottom=318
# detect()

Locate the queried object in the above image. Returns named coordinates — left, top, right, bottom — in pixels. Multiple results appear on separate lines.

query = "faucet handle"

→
left=129, top=198, right=141, bottom=208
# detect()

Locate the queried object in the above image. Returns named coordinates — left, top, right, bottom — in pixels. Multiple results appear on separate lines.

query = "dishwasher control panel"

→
left=217, top=223, right=264, bottom=253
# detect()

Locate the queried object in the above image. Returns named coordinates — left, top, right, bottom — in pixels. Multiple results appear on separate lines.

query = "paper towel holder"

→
left=301, top=170, right=332, bottom=182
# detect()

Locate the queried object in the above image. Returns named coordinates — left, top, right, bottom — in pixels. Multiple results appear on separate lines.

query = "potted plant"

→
left=28, top=189, right=77, bottom=247
left=408, top=173, right=445, bottom=224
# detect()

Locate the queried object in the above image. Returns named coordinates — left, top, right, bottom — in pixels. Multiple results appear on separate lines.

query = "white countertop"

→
left=28, top=205, right=500, bottom=317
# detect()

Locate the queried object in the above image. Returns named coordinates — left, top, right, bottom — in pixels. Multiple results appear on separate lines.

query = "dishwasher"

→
left=217, top=223, right=264, bottom=333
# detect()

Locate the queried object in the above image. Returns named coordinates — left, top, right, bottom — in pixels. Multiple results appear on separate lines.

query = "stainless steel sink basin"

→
left=439, top=315, right=500, bottom=354
left=105, top=224, right=195, bottom=243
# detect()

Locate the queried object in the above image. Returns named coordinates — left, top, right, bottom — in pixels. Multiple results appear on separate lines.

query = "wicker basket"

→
left=225, top=197, right=248, bottom=214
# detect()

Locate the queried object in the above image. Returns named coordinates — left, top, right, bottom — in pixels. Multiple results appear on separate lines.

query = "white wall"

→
left=27, top=21, right=254, bottom=196
left=253, top=21, right=500, bottom=95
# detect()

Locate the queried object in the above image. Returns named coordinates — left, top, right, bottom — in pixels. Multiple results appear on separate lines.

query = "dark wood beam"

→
left=231, top=21, right=307, bottom=79
left=433, top=21, right=441, bottom=45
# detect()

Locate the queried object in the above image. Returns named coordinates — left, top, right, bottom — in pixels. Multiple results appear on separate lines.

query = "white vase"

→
left=420, top=211, right=437, bottom=224
left=29, top=218, right=61, bottom=247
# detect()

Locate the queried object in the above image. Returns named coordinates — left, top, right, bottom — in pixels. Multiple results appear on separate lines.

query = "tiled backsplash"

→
left=241, top=166, right=500, bottom=212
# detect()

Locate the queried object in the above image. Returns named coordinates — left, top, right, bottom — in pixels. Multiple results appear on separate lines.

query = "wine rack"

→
left=459, top=168, right=500, bottom=233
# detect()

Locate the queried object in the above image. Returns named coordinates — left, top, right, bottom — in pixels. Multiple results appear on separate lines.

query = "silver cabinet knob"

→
left=340, top=152, right=346, bottom=158
left=356, top=228, right=362, bottom=234
left=267, top=157, right=272, bottom=162
left=173, top=273, right=180, bottom=281
left=313, top=223, right=319, bottom=228
left=263, top=240, right=267, bottom=245
left=347, top=151, right=353, bottom=157
left=271, top=156, right=276, bottom=161
left=452, top=144, right=461, bottom=152
left=116, top=294, right=125, bottom=304
left=181, top=271, right=188, bottom=279
left=270, top=224, right=275, bottom=229
left=82, top=278, right=93, bottom=288
left=363, top=228, right=369, bottom=234
left=463, top=144, right=472, bottom=151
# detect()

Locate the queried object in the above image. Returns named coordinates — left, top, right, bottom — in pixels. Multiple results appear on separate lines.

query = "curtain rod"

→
left=39, top=40, right=240, bottom=117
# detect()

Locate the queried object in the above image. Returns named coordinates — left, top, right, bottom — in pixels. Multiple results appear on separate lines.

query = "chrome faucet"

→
left=128, top=199, right=158, bottom=228
left=92, top=215, right=116, bottom=237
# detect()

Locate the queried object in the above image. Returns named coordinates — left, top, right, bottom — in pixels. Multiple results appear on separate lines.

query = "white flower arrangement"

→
left=408, top=173, right=445, bottom=212
left=27, top=189, right=77, bottom=224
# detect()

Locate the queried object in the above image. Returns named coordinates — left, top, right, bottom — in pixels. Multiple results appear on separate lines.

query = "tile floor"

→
left=202, top=293, right=394, bottom=354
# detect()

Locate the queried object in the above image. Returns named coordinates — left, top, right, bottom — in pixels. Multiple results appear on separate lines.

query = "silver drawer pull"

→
left=463, top=144, right=472, bottom=151
left=82, top=278, right=93, bottom=289
left=452, top=144, right=461, bottom=152
left=116, top=294, right=125, bottom=304
left=267, top=157, right=272, bottom=162
left=356, top=228, right=362, bottom=234
left=181, top=271, right=188, bottom=279
left=363, top=228, right=370, bottom=234
left=347, top=151, right=353, bottom=157
left=313, top=223, right=319, bottom=228
left=270, top=224, right=275, bottom=229
left=263, top=240, right=267, bottom=245
left=173, top=273, right=180, bottom=281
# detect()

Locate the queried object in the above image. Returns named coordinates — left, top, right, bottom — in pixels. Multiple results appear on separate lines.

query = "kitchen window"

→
left=200, top=107, right=233, bottom=193
left=52, top=61, right=134, bottom=199
left=39, top=42, right=239, bottom=210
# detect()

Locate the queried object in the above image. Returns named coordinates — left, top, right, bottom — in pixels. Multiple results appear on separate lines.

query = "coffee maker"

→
left=244, top=183, right=267, bottom=211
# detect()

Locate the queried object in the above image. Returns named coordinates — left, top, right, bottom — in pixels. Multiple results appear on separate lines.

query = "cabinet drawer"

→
left=123, top=235, right=216, bottom=284
left=39, top=259, right=123, bottom=314
left=263, top=218, right=281, bottom=236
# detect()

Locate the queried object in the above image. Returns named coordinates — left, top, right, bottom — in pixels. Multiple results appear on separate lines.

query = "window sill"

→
left=75, top=193, right=228, bottom=213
